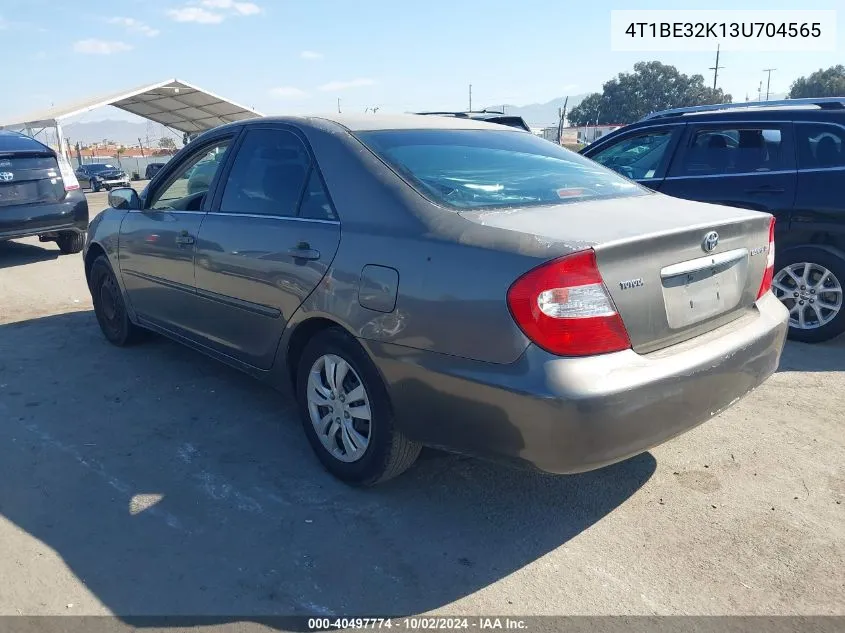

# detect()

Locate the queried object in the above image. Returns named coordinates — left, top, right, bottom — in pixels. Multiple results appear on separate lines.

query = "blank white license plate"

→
left=661, top=249, right=748, bottom=329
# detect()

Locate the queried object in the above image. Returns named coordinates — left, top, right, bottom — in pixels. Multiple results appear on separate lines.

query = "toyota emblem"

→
left=0, top=172, right=13, bottom=182
left=702, top=231, right=719, bottom=253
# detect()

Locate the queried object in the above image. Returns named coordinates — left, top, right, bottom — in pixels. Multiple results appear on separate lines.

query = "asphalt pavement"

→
left=0, top=194, right=842, bottom=620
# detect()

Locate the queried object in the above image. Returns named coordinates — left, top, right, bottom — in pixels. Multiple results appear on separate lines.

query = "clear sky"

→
left=0, top=0, right=841, bottom=124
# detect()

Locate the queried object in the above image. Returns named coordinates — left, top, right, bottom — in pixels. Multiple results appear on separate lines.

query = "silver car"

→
left=84, top=114, right=789, bottom=485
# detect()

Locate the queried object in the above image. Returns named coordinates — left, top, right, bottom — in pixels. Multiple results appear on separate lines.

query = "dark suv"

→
left=582, top=98, right=845, bottom=343
left=0, top=131, right=88, bottom=254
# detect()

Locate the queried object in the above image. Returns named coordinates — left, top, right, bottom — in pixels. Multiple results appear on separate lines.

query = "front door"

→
left=658, top=122, right=797, bottom=229
left=118, top=136, right=235, bottom=337
left=192, top=126, right=341, bottom=369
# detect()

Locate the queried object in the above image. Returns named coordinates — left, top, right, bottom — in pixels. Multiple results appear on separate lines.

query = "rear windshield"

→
left=357, top=129, right=645, bottom=210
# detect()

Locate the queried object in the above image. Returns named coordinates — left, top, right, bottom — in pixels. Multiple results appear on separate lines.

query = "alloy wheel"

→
left=772, top=262, right=843, bottom=330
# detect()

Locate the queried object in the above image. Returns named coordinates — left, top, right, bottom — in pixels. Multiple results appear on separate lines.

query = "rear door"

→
left=192, top=125, right=341, bottom=369
left=584, top=124, right=684, bottom=190
left=659, top=122, right=797, bottom=232
left=791, top=120, right=845, bottom=242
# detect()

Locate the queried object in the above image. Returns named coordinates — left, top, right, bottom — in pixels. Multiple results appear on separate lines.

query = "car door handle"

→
left=745, top=186, right=785, bottom=194
left=286, top=243, right=321, bottom=260
left=175, top=232, right=195, bottom=246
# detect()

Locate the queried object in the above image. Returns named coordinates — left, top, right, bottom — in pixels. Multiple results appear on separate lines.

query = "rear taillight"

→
left=507, top=249, right=631, bottom=356
left=56, top=154, right=80, bottom=192
left=756, top=217, right=776, bottom=299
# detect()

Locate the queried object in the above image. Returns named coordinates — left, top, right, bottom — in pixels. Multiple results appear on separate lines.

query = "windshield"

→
left=88, top=164, right=118, bottom=173
left=357, top=129, right=645, bottom=210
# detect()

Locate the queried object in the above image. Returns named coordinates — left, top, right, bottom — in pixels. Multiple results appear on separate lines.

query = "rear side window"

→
left=590, top=130, right=674, bottom=179
left=796, top=123, right=845, bottom=169
left=357, top=129, right=644, bottom=210
left=673, top=127, right=785, bottom=176
left=220, top=129, right=311, bottom=217
left=298, top=168, right=337, bottom=221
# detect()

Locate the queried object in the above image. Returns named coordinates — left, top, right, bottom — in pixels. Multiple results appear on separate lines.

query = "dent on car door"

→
left=118, top=136, right=234, bottom=336
left=659, top=123, right=797, bottom=229
left=192, top=126, right=341, bottom=369
left=586, top=126, right=683, bottom=190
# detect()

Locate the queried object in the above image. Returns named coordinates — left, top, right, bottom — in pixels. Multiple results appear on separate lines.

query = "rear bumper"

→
left=0, top=190, right=89, bottom=241
left=369, top=293, right=789, bottom=473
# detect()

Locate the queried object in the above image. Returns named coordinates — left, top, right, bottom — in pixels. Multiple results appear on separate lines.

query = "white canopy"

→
left=0, top=78, right=262, bottom=155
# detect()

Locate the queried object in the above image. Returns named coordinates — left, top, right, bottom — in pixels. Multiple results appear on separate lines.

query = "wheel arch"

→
left=777, top=242, right=845, bottom=262
left=283, top=316, right=352, bottom=391
left=84, top=241, right=108, bottom=288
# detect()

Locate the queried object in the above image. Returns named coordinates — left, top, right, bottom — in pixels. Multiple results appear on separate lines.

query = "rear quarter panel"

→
left=287, top=122, right=555, bottom=365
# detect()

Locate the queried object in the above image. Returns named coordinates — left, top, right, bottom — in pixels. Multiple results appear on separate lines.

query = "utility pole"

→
left=709, top=44, right=724, bottom=90
left=468, top=84, right=472, bottom=111
left=137, top=137, right=145, bottom=158
left=337, top=98, right=341, bottom=114
left=757, top=80, right=763, bottom=101
left=763, top=68, right=776, bottom=100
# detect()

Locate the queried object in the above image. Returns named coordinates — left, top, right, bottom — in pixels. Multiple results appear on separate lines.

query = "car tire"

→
left=295, top=327, right=421, bottom=486
left=91, top=180, right=100, bottom=193
left=90, top=255, right=147, bottom=346
left=773, top=246, right=845, bottom=343
left=56, top=231, right=85, bottom=255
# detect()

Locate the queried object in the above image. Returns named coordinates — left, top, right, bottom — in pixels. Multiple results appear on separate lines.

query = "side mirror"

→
left=108, top=187, right=141, bottom=211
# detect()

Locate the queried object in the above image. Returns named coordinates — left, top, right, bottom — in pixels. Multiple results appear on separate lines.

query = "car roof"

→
left=228, top=113, right=519, bottom=133
left=0, top=129, right=53, bottom=153
left=639, top=98, right=845, bottom=123
left=638, top=108, right=845, bottom=123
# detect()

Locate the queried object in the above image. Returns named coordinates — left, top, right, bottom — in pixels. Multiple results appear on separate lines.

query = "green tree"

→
left=788, top=65, right=845, bottom=98
left=158, top=137, right=177, bottom=150
left=568, top=61, right=731, bottom=126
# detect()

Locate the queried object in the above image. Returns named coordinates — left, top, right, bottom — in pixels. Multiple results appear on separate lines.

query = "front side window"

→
left=357, top=129, right=644, bottom=210
left=150, top=140, right=230, bottom=210
left=796, top=123, right=845, bottom=169
left=591, top=130, right=674, bottom=180
left=219, top=129, right=311, bottom=217
left=674, top=127, right=785, bottom=176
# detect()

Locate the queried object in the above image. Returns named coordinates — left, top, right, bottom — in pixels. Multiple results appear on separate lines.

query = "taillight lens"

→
left=56, top=154, right=80, bottom=192
left=507, top=249, right=631, bottom=356
left=756, top=217, right=776, bottom=299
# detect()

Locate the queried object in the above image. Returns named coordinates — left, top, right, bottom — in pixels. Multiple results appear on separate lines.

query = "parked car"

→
left=416, top=110, right=532, bottom=132
left=144, top=162, right=166, bottom=180
left=581, top=98, right=845, bottom=343
left=84, top=114, right=788, bottom=485
left=0, top=130, right=88, bottom=254
left=75, top=163, right=130, bottom=192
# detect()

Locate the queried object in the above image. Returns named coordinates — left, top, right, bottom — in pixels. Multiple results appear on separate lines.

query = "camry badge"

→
left=619, top=278, right=644, bottom=290
left=702, top=231, right=719, bottom=253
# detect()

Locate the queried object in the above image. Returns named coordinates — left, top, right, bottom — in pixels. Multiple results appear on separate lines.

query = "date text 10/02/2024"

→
left=307, top=617, right=529, bottom=630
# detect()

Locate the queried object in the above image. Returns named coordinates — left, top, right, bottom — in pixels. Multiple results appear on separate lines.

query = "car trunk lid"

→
left=460, top=192, right=773, bottom=354
left=0, top=152, right=65, bottom=207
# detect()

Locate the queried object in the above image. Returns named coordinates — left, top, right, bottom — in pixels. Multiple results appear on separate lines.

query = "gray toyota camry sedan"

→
left=84, top=114, right=789, bottom=485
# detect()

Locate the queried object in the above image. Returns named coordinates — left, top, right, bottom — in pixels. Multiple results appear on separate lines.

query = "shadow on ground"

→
left=0, top=240, right=60, bottom=268
left=778, top=335, right=845, bottom=373
left=0, top=311, right=655, bottom=625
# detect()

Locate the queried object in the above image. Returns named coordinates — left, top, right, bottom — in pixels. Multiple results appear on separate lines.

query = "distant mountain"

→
left=487, top=94, right=590, bottom=128
left=63, top=119, right=181, bottom=147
